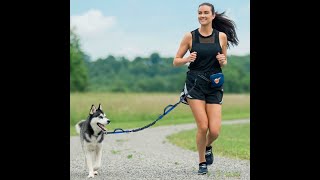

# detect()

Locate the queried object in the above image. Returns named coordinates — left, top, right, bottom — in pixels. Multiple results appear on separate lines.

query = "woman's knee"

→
left=197, top=125, right=208, bottom=134
left=208, top=129, right=220, bottom=138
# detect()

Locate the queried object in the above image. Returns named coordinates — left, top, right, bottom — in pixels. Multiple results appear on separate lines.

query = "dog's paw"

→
left=87, top=173, right=94, bottom=178
left=94, top=171, right=98, bottom=175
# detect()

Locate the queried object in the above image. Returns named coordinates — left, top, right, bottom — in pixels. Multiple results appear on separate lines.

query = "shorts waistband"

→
left=187, top=70, right=215, bottom=76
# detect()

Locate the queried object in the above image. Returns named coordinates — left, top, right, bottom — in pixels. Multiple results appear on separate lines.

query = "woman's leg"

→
left=205, top=104, right=222, bottom=146
left=187, top=98, right=208, bottom=163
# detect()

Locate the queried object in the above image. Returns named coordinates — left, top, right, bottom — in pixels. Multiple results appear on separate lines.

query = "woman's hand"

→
left=216, top=52, right=227, bottom=66
left=186, top=51, right=197, bottom=63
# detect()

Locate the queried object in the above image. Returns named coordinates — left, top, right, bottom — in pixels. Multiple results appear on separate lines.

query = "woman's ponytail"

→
left=213, top=11, right=239, bottom=48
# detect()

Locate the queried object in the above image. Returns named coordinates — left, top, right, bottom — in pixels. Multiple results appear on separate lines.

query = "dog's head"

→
left=88, top=104, right=110, bottom=132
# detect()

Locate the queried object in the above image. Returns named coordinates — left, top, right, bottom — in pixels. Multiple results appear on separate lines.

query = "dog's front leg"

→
left=85, top=149, right=95, bottom=178
left=93, top=145, right=102, bottom=174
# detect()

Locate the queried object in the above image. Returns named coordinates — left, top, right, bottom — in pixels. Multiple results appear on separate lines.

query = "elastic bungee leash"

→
left=103, top=79, right=198, bottom=135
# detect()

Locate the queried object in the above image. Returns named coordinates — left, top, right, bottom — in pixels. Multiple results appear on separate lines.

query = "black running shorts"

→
left=180, top=71, right=223, bottom=105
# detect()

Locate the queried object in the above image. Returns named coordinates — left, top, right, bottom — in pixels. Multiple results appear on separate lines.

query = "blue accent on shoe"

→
left=198, top=163, right=208, bottom=175
left=205, top=146, right=214, bottom=165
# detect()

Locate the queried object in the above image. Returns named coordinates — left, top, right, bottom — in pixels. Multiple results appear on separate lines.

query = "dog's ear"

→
left=98, top=103, right=102, bottom=110
left=89, top=104, right=97, bottom=115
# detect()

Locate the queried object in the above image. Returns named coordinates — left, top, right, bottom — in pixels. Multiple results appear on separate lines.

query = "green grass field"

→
left=167, top=123, right=250, bottom=160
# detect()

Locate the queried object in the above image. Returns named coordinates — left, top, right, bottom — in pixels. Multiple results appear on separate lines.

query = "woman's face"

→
left=198, top=5, right=214, bottom=26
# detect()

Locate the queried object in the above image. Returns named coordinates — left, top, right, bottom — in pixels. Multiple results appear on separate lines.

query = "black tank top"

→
left=188, top=28, right=222, bottom=73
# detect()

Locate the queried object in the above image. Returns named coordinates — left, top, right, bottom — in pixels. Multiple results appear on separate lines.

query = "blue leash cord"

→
left=104, top=79, right=197, bottom=135
left=105, top=99, right=182, bottom=135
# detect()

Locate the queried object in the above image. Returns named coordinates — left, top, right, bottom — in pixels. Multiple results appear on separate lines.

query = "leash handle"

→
left=113, top=128, right=125, bottom=133
left=163, top=104, right=173, bottom=114
left=106, top=128, right=132, bottom=134
left=163, top=101, right=180, bottom=115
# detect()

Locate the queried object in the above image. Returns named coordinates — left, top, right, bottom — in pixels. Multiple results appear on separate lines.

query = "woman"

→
left=173, top=2, right=239, bottom=175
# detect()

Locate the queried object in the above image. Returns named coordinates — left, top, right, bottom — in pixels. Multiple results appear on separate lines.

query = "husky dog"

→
left=75, top=104, right=110, bottom=178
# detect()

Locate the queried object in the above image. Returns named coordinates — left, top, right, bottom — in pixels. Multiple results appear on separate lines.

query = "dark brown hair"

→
left=199, top=2, right=239, bottom=48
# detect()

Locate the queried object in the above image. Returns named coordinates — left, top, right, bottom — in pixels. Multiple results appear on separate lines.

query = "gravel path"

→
left=70, top=119, right=250, bottom=180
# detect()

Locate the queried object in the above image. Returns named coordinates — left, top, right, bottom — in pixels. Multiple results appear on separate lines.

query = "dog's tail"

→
left=75, top=120, right=86, bottom=134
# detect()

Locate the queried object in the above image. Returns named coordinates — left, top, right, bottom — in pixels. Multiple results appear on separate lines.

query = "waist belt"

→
left=188, top=70, right=213, bottom=82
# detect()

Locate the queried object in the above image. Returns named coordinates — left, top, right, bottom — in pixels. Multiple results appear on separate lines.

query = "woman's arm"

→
left=173, top=32, right=196, bottom=67
left=217, top=32, right=228, bottom=67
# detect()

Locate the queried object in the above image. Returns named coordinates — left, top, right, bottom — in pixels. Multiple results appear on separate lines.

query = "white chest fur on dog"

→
left=84, top=133, right=104, bottom=144
left=84, top=134, right=103, bottom=152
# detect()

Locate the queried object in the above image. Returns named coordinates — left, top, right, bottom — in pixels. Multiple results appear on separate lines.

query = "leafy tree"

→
left=70, top=27, right=88, bottom=92
left=150, top=52, right=161, bottom=65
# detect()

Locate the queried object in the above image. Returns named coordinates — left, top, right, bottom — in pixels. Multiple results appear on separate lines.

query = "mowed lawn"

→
left=167, top=123, right=250, bottom=160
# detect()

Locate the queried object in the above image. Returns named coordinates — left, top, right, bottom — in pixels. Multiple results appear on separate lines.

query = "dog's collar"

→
left=92, top=130, right=103, bottom=138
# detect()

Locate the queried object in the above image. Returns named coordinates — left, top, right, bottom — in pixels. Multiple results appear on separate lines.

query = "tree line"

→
left=70, top=29, right=250, bottom=93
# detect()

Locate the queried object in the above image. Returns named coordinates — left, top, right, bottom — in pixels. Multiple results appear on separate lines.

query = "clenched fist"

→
left=187, top=51, right=197, bottom=63
left=216, top=52, right=227, bottom=65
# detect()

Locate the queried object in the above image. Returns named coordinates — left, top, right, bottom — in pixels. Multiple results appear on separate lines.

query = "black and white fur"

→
left=75, top=104, right=110, bottom=178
